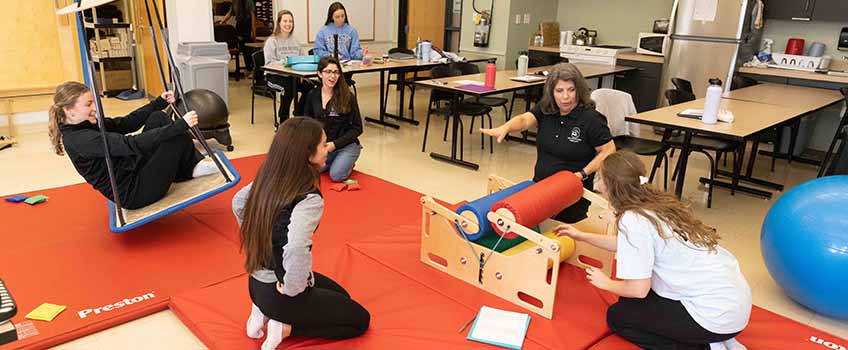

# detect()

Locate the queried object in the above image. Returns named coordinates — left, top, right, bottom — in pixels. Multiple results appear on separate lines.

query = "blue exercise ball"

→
left=761, top=175, right=848, bottom=319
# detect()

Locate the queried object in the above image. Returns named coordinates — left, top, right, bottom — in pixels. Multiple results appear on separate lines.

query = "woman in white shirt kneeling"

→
left=556, top=150, right=751, bottom=350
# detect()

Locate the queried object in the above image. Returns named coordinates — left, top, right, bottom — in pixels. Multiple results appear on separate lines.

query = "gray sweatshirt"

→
left=232, top=183, right=323, bottom=296
left=263, top=35, right=303, bottom=65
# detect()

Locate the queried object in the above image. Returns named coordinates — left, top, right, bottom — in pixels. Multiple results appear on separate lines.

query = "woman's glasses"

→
left=321, top=69, right=340, bottom=76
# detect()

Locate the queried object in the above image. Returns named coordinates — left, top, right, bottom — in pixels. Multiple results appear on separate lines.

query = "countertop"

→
left=738, top=66, right=848, bottom=85
left=527, top=46, right=664, bottom=64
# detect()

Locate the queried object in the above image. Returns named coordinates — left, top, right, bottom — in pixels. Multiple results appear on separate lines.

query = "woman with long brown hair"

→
left=48, top=81, right=217, bottom=209
left=232, top=117, right=369, bottom=350
left=556, top=151, right=751, bottom=350
left=302, top=56, right=363, bottom=182
left=263, top=9, right=314, bottom=121
left=481, top=62, right=616, bottom=223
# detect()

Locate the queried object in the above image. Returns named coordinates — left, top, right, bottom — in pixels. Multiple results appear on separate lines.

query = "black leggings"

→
left=607, top=290, right=740, bottom=350
left=265, top=74, right=313, bottom=121
left=123, top=111, right=203, bottom=209
left=248, top=273, right=370, bottom=340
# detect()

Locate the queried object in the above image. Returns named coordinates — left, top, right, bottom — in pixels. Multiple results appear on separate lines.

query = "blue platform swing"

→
left=57, top=0, right=240, bottom=233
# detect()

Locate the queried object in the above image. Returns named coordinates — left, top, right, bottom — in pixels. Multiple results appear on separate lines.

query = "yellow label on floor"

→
left=25, top=303, right=66, bottom=322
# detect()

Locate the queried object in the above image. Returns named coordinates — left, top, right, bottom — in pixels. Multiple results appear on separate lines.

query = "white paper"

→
left=468, top=306, right=529, bottom=349
left=454, top=80, right=486, bottom=86
left=693, top=0, right=717, bottom=22
left=510, top=75, right=546, bottom=83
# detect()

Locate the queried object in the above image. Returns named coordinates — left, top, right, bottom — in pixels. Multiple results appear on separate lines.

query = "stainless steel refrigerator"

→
left=659, top=0, right=762, bottom=101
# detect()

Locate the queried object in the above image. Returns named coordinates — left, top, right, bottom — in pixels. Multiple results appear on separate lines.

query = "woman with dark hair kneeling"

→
left=232, top=117, right=370, bottom=350
left=302, top=56, right=363, bottom=182
left=556, top=151, right=751, bottom=350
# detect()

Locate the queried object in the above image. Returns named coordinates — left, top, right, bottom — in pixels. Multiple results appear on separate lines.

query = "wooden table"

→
left=724, top=82, right=845, bottom=169
left=627, top=98, right=808, bottom=199
left=263, top=52, right=495, bottom=129
left=416, top=63, right=635, bottom=170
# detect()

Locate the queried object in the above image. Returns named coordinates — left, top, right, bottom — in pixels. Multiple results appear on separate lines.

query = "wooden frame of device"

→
left=419, top=174, right=616, bottom=319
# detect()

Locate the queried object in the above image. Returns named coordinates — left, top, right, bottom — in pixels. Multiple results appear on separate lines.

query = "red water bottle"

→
left=484, top=59, right=496, bottom=88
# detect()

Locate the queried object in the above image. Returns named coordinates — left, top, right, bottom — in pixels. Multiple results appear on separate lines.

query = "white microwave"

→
left=636, top=32, right=669, bottom=56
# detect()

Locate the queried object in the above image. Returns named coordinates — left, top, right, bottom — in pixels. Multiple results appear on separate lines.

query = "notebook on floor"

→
left=466, top=306, right=531, bottom=350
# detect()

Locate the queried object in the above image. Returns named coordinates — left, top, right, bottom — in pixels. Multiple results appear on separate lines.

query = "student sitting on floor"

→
left=555, top=151, right=751, bottom=350
left=302, top=56, right=363, bottom=182
left=48, top=82, right=218, bottom=209
left=232, top=117, right=370, bottom=350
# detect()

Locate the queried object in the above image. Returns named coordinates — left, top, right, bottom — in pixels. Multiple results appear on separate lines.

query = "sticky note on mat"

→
left=5, top=195, right=28, bottom=203
left=343, top=179, right=358, bottom=185
left=329, top=183, right=347, bottom=192
left=24, top=195, right=48, bottom=205
left=26, top=303, right=67, bottom=322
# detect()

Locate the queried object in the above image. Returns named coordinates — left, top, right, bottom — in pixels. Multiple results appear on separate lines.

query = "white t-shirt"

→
left=615, top=211, right=752, bottom=334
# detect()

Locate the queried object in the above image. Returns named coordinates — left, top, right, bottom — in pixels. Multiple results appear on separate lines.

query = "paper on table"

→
left=693, top=0, right=717, bottom=22
left=467, top=306, right=530, bottom=349
left=678, top=108, right=735, bottom=122
left=510, top=75, right=546, bottom=83
left=454, top=80, right=485, bottom=86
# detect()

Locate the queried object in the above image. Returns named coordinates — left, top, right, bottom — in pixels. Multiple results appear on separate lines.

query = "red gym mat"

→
left=587, top=306, right=848, bottom=350
left=350, top=240, right=617, bottom=350
left=0, top=159, right=257, bottom=349
left=170, top=246, right=551, bottom=350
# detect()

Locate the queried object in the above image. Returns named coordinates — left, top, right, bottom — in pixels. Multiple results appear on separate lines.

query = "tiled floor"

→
left=2, top=72, right=846, bottom=349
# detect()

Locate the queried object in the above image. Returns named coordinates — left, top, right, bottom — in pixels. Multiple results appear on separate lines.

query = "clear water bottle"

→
left=702, top=78, right=723, bottom=124
left=517, top=53, right=529, bottom=77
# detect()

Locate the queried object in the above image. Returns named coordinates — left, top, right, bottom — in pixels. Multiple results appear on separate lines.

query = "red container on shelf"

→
left=785, top=38, right=805, bottom=55
left=485, top=59, right=497, bottom=88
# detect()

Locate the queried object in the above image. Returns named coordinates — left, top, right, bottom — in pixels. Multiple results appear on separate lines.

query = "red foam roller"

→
left=490, top=171, right=584, bottom=238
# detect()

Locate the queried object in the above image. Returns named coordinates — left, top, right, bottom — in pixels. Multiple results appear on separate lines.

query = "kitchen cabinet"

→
left=528, top=49, right=566, bottom=68
left=614, top=59, right=662, bottom=112
left=764, top=0, right=815, bottom=21
left=810, top=0, right=848, bottom=22
left=764, top=0, right=847, bottom=21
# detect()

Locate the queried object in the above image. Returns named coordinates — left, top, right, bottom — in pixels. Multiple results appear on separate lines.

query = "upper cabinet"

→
left=764, top=0, right=848, bottom=22
left=810, top=0, right=848, bottom=22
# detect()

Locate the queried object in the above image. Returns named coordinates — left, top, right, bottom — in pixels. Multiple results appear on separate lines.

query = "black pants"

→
left=248, top=273, right=370, bottom=340
left=266, top=74, right=314, bottom=121
left=607, top=290, right=739, bottom=350
left=552, top=175, right=594, bottom=224
left=124, top=111, right=203, bottom=209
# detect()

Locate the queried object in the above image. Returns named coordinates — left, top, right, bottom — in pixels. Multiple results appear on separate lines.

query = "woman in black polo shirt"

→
left=481, top=62, right=616, bottom=223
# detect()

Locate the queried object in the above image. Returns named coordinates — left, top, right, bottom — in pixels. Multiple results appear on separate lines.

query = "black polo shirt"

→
left=531, top=104, right=612, bottom=185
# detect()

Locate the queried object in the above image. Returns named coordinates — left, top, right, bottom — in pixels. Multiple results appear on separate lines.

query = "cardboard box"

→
left=94, top=69, right=133, bottom=92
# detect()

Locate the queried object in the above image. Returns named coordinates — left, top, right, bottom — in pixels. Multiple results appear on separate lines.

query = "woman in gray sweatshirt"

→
left=233, top=117, right=369, bottom=350
left=264, top=10, right=315, bottom=123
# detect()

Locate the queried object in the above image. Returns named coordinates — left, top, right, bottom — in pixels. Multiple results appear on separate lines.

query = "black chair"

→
left=671, top=77, right=693, bottom=93
left=818, top=87, right=848, bottom=177
left=250, top=51, right=284, bottom=127
left=214, top=24, right=242, bottom=81
left=383, top=47, right=417, bottom=114
left=422, top=65, right=494, bottom=154
left=662, top=89, right=741, bottom=207
left=452, top=62, right=509, bottom=128
left=592, top=89, right=671, bottom=190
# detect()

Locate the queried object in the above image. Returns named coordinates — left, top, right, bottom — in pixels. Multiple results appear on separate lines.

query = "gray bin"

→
left=176, top=42, right=229, bottom=106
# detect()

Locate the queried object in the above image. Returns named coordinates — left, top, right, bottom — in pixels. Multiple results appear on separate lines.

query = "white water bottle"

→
left=517, top=53, right=529, bottom=77
left=702, top=78, right=722, bottom=124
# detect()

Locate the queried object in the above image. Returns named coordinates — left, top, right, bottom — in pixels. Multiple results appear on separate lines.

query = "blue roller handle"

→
left=455, top=181, right=534, bottom=241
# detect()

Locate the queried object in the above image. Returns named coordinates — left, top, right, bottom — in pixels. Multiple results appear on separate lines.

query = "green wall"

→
left=556, top=0, right=673, bottom=47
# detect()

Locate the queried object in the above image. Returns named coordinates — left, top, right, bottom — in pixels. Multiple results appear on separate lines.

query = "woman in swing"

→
left=48, top=81, right=219, bottom=209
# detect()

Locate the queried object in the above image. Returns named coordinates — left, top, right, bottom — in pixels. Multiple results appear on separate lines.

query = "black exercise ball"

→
left=180, top=89, right=229, bottom=130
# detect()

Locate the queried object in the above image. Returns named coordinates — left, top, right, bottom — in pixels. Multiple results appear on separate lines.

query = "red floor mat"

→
left=0, top=161, right=255, bottom=349
left=350, top=239, right=617, bottom=350
left=169, top=246, right=551, bottom=350
left=586, top=305, right=848, bottom=349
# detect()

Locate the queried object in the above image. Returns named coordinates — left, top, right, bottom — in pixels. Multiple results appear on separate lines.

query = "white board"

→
left=307, top=0, right=374, bottom=42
